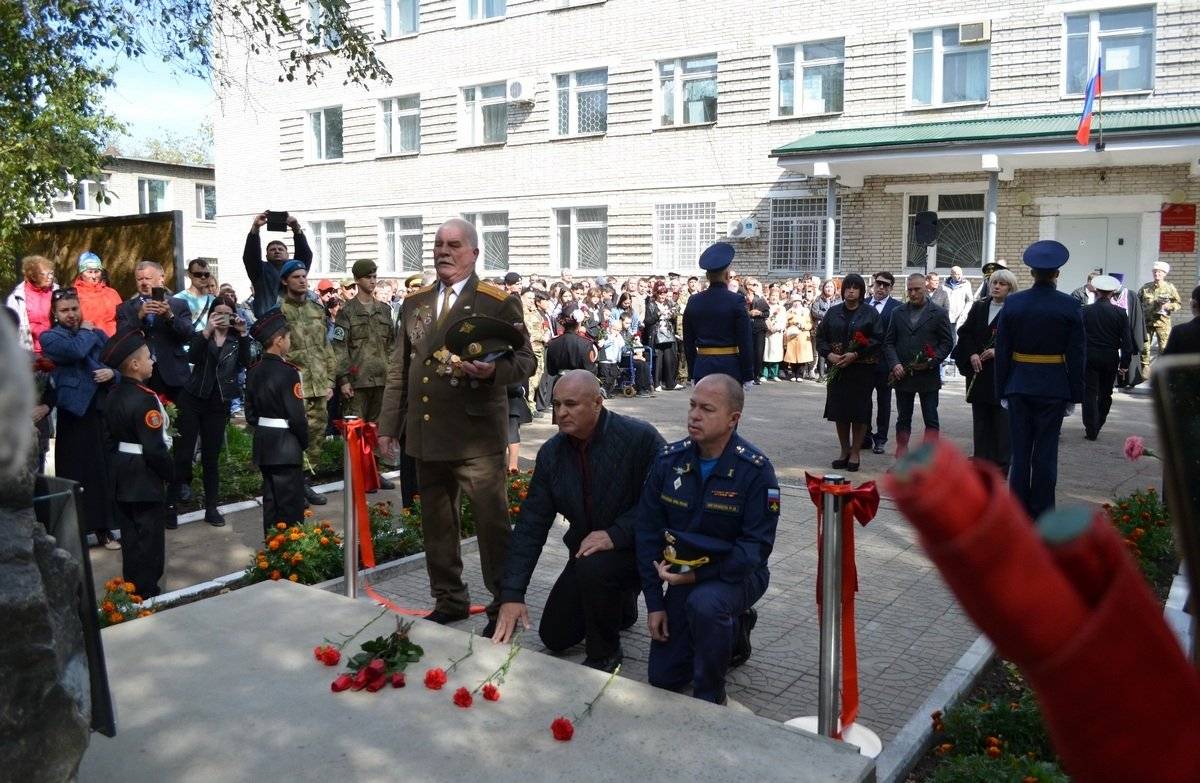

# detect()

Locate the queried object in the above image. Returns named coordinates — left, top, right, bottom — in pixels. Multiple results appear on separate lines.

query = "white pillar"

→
left=983, top=171, right=999, bottom=267
left=825, top=177, right=838, bottom=282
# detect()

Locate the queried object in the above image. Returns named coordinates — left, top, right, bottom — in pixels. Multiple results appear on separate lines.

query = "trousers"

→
left=1006, top=394, right=1066, bottom=521
left=648, top=569, right=768, bottom=703
left=1140, top=317, right=1172, bottom=371
left=653, top=343, right=678, bottom=389
left=115, top=500, right=166, bottom=598
left=304, top=396, right=328, bottom=468
left=173, top=390, right=229, bottom=509
left=894, top=389, right=940, bottom=434
left=971, top=402, right=1011, bottom=473
left=539, top=549, right=641, bottom=659
left=261, top=464, right=305, bottom=534
left=869, top=373, right=892, bottom=443
left=1083, top=360, right=1118, bottom=438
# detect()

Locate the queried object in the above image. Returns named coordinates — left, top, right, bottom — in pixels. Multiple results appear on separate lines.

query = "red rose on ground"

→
left=453, top=687, right=474, bottom=708
left=391, top=672, right=407, bottom=688
left=365, top=677, right=387, bottom=693
left=367, top=658, right=387, bottom=677
left=331, top=674, right=353, bottom=693
left=314, top=644, right=341, bottom=666
left=352, top=669, right=371, bottom=691
left=482, top=683, right=500, bottom=701
left=551, top=716, right=575, bottom=741
left=424, top=667, right=448, bottom=690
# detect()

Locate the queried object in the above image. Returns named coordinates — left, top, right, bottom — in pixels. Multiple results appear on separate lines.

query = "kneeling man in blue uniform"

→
left=636, top=373, right=780, bottom=704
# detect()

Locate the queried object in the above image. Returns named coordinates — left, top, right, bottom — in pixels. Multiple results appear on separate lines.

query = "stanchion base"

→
left=784, top=716, right=882, bottom=758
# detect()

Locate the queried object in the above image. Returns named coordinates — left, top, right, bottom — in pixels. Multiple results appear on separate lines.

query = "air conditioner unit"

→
left=727, top=219, right=759, bottom=239
left=958, top=21, right=991, bottom=44
left=506, top=77, right=536, bottom=105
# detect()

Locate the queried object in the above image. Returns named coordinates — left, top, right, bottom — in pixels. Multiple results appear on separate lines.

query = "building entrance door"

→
left=1056, top=215, right=1140, bottom=293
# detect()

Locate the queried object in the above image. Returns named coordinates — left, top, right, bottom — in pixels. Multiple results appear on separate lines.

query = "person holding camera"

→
left=243, top=211, right=313, bottom=318
left=171, top=296, right=252, bottom=525
left=115, top=261, right=194, bottom=401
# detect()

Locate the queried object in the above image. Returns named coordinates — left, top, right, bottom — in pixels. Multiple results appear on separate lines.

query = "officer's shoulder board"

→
left=476, top=281, right=511, bottom=303
left=414, top=282, right=436, bottom=296
left=733, top=442, right=767, bottom=468
left=660, top=438, right=692, bottom=457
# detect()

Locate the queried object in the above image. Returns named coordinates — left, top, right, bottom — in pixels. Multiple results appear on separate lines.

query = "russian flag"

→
left=1076, top=58, right=1103, bottom=146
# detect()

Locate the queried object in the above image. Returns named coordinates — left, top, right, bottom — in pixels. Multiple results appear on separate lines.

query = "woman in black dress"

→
left=953, top=268, right=1019, bottom=474
left=815, top=274, right=880, bottom=471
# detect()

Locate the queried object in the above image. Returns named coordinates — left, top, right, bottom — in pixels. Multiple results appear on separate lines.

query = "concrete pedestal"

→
left=80, top=581, right=874, bottom=782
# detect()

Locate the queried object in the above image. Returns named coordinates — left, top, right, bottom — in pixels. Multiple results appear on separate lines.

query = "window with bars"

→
left=1064, top=7, right=1154, bottom=94
left=904, top=193, right=985, bottom=270
left=195, top=184, right=216, bottom=221
left=653, top=203, right=718, bottom=269
left=769, top=197, right=841, bottom=273
left=776, top=39, right=844, bottom=117
left=911, top=26, right=989, bottom=106
left=554, top=207, right=608, bottom=271
left=463, top=211, right=509, bottom=271
left=380, top=95, right=420, bottom=154
left=309, top=220, right=347, bottom=273
left=464, top=0, right=505, bottom=21
left=309, top=107, right=344, bottom=160
left=461, top=84, right=507, bottom=146
left=382, top=217, right=423, bottom=272
left=382, top=0, right=418, bottom=37
left=657, top=54, right=717, bottom=127
left=554, top=69, right=608, bottom=136
left=138, top=178, right=168, bottom=213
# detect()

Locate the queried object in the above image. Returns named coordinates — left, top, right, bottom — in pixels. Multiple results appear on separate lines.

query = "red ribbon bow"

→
left=805, top=473, right=880, bottom=737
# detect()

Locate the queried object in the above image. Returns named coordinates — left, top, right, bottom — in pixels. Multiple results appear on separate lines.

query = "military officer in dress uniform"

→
left=245, top=312, right=308, bottom=534
left=636, top=374, right=780, bottom=704
left=682, top=243, right=754, bottom=385
left=377, top=218, right=536, bottom=636
left=332, top=259, right=397, bottom=491
left=102, top=329, right=173, bottom=598
left=277, top=259, right=336, bottom=506
left=994, top=240, right=1086, bottom=520
left=1081, top=275, right=1134, bottom=441
left=1138, top=260, right=1182, bottom=377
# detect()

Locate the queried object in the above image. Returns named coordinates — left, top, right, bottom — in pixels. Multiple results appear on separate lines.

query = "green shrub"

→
left=1104, top=487, right=1176, bottom=592
left=928, top=753, right=1069, bottom=783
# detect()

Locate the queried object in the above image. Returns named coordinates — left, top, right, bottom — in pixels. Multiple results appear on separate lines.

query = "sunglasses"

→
left=874, top=280, right=893, bottom=287
left=52, top=287, right=79, bottom=301
left=190, top=270, right=211, bottom=278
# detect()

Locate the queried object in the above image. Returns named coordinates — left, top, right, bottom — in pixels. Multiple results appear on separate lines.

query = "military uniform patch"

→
left=293, top=382, right=304, bottom=399
left=766, top=487, right=781, bottom=515
left=331, top=326, right=347, bottom=342
left=144, top=409, right=163, bottom=429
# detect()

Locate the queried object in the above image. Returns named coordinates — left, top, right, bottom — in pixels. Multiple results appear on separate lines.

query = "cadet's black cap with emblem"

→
left=102, top=329, right=147, bottom=368
left=444, top=314, right=524, bottom=361
left=250, top=310, right=288, bottom=344
left=698, top=241, right=735, bottom=271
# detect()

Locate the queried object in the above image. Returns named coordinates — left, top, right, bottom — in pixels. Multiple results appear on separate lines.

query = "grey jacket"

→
left=884, top=301, right=954, bottom=393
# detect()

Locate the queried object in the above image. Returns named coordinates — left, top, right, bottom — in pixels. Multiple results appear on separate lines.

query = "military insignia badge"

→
left=331, top=326, right=347, bottom=342
left=144, top=409, right=163, bottom=429
left=467, top=341, right=482, bottom=356
left=293, top=382, right=303, bottom=399
left=766, top=487, right=781, bottom=515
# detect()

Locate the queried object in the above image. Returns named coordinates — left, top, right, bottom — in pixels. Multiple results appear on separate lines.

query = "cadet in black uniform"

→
left=1081, top=274, right=1133, bottom=441
left=682, top=243, right=754, bottom=384
left=245, top=311, right=309, bottom=535
left=102, top=329, right=173, bottom=598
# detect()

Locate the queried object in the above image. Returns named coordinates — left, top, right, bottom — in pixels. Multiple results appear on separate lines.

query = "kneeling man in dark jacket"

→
left=492, top=370, right=665, bottom=672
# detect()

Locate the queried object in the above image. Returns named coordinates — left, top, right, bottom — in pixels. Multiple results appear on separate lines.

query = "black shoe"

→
left=1084, top=433, right=1098, bottom=441
left=164, top=514, right=178, bottom=530
left=582, top=647, right=624, bottom=673
left=304, top=484, right=328, bottom=506
left=205, top=508, right=226, bottom=527
left=730, top=608, right=757, bottom=668
left=424, top=609, right=470, bottom=625
left=861, top=436, right=874, bottom=450
left=845, top=461, right=860, bottom=472
left=831, top=458, right=850, bottom=469
left=377, top=476, right=396, bottom=490
left=872, top=441, right=886, bottom=455
left=480, top=618, right=497, bottom=639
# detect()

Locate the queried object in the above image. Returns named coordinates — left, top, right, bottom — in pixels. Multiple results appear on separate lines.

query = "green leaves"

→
left=346, top=619, right=425, bottom=675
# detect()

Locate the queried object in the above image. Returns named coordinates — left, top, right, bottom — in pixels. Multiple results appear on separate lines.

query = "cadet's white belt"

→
left=117, top=442, right=143, bottom=455
left=258, top=417, right=289, bottom=429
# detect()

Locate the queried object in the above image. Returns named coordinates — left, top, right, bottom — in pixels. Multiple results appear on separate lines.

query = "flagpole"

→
left=1095, top=58, right=1105, bottom=151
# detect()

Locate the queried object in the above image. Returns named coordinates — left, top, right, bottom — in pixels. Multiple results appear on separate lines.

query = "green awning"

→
left=770, top=106, right=1200, bottom=157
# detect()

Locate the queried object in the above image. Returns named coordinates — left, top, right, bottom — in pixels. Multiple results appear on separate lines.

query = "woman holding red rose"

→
left=814, top=274, right=880, bottom=471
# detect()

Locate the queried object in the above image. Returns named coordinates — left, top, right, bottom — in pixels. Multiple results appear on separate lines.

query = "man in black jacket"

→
left=115, top=261, right=195, bottom=401
left=885, top=274, right=955, bottom=457
left=1082, top=275, right=1134, bottom=441
left=242, top=211, right=313, bottom=318
left=1162, top=284, right=1200, bottom=357
left=492, top=370, right=665, bottom=672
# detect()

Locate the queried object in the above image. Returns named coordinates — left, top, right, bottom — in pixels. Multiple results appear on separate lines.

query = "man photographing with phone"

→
left=116, top=260, right=194, bottom=402
left=243, top=210, right=313, bottom=318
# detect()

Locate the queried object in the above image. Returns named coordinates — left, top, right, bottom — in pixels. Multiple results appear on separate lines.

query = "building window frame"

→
left=379, top=94, right=421, bottom=155
left=380, top=216, right=424, bottom=273
left=768, top=196, right=841, bottom=274
left=772, top=38, right=845, bottom=119
left=308, top=105, right=344, bottom=162
left=652, top=202, right=719, bottom=270
left=553, top=68, right=609, bottom=137
left=908, top=25, right=990, bottom=109
left=138, top=178, right=169, bottom=214
left=462, top=211, right=509, bottom=271
left=552, top=206, right=608, bottom=271
left=74, top=178, right=107, bottom=213
left=194, top=184, right=216, bottom=221
left=1061, top=5, right=1155, bottom=97
left=308, top=219, right=348, bottom=274
left=655, top=53, right=718, bottom=128
left=305, top=0, right=343, bottom=49
left=380, top=0, right=419, bottom=38
left=459, top=83, right=508, bottom=147
left=461, top=0, right=505, bottom=23
left=900, top=188, right=987, bottom=272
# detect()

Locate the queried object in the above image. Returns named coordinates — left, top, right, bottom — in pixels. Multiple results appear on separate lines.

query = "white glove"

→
left=1063, top=403, right=1076, bottom=417
left=1000, top=399, right=1008, bottom=410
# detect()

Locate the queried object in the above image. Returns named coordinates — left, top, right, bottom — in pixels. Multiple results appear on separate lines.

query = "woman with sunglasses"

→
left=40, top=288, right=118, bottom=547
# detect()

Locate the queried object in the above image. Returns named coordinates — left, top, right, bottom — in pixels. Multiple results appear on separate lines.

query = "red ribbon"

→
left=805, top=473, right=880, bottom=737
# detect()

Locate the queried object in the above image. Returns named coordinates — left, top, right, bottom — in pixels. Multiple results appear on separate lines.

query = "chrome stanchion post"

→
left=818, top=473, right=847, bottom=738
left=342, top=416, right=359, bottom=599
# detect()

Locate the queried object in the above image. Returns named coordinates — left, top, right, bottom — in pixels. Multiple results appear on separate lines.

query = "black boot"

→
left=205, top=507, right=226, bottom=527
left=730, top=608, right=758, bottom=668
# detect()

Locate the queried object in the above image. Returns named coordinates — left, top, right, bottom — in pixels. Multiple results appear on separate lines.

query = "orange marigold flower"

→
left=288, top=574, right=300, bottom=582
left=320, top=537, right=330, bottom=546
left=304, top=509, right=315, bottom=518
left=122, top=582, right=136, bottom=592
left=258, top=561, right=270, bottom=571
left=293, top=553, right=304, bottom=562
left=935, top=743, right=953, bottom=756
left=985, top=736, right=1001, bottom=747
left=131, top=595, right=143, bottom=604
left=109, top=612, right=124, bottom=624
left=985, top=746, right=1001, bottom=759
left=101, top=600, right=115, bottom=613
left=270, top=570, right=282, bottom=581
left=138, top=610, right=153, bottom=618
left=276, top=522, right=288, bottom=530
left=268, top=540, right=281, bottom=550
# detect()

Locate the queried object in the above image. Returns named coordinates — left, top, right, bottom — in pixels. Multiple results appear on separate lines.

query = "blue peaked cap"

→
left=698, top=242, right=736, bottom=271
left=1023, top=240, right=1070, bottom=270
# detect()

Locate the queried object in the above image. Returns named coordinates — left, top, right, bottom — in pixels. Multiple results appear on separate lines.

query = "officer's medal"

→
left=432, top=347, right=465, bottom=384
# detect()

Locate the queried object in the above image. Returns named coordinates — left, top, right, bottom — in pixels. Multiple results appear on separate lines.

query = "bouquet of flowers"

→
left=889, top=343, right=937, bottom=386
left=819, top=330, right=870, bottom=385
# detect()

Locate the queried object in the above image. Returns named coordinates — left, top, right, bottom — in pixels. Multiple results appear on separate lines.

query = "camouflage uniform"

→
left=523, top=303, right=548, bottom=403
left=332, top=296, right=396, bottom=422
left=280, top=296, right=337, bottom=467
left=1138, top=279, right=1181, bottom=373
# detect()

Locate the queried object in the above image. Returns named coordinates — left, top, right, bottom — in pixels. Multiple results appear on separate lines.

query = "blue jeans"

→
left=1006, top=394, right=1066, bottom=521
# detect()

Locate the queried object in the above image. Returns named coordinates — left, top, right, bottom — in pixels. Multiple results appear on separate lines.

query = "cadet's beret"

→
left=444, top=315, right=523, bottom=361
left=1092, top=274, right=1120, bottom=293
left=351, top=259, right=377, bottom=279
left=1153, top=261, right=1171, bottom=274
left=101, top=329, right=147, bottom=368
left=405, top=274, right=425, bottom=288
left=250, top=310, right=288, bottom=344
left=1022, top=240, right=1069, bottom=270
left=279, top=259, right=305, bottom=282
left=699, top=242, right=735, bottom=271
left=78, top=251, right=103, bottom=272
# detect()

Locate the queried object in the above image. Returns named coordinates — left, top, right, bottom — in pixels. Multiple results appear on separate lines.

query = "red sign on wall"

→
left=1161, top=203, right=1197, bottom=227
left=1159, top=231, right=1196, bottom=253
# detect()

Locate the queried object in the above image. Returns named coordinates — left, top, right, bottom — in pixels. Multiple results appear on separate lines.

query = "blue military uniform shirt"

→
left=994, top=283, right=1086, bottom=402
left=682, top=283, right=755, bottom=383
left=635, top=433, right=780, bottom=613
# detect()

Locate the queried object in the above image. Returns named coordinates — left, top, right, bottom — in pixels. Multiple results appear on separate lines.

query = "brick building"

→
left=212, top=0, right=1200, bottom=300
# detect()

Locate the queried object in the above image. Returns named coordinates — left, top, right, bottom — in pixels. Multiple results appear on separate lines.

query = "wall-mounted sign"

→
left=1161, top=203, right=1196, bottom=227
left=1159, top=231, right=1195, bottom=253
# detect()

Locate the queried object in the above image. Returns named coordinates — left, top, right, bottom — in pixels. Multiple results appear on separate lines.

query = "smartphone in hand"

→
left=152, top=287, right=166, bottom=302
left=266, top=210, right=289, bottom=232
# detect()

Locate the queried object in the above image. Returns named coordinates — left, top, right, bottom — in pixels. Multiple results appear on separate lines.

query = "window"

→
left=554, top=69, right=608, bottom=136
left=911, top=27, right=988, bottom=106
left=461, top=84, right=507, bottom=146
left=464, top=0, right=505, bottom=21
left=654, top=203, right=718, bottom=269
left=306, top=0, right=342, bottom=48
left=462, top=212, right=509, bottom=271
left=1065, top=6, right=1154, bottom=94
left=195, top=184, right=216, bottom=221
left=74, top=179, right=105, bottom=212
left=769, top=197, right=841, bottom=273
left=309, top=220, right=347, bottom=273
left=138, top=178, right=168, bottom=213
left=382, top=0, right=418, bottom=37
left=380, top=95, right=420, bottom=154
left=904, top=193, right=984, bottom=270
left=776, top=39, right=844, bottom=116
left=657, top=54, right=717, bottom=127
left=554, top=207, right=608, bottom=270
left=309, top=107, right=344, bottom=160
left=382, top=217, right=423, bottom=272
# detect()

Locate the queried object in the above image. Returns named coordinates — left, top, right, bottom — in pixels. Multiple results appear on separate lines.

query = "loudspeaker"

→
left=914, top=211, right=939, bottom=245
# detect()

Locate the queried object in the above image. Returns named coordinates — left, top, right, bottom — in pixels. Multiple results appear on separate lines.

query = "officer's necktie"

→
left=436, top=285, right=454, bottom=326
